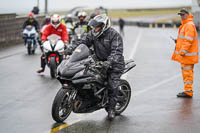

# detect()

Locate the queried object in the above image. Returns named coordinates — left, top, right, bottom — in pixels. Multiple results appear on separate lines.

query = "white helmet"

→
left=51, top=14, right=61, bottom=28
left=88, top=14, right=111, bottom=38
left=67, top=14, right=72, bottom=18
left=78, top=11, right=87, bottom=18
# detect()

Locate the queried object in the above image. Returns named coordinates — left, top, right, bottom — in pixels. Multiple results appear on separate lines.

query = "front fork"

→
left=63, top=87, right=77, bottom=107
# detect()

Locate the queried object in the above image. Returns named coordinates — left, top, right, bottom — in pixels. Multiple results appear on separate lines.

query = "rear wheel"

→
left=105, top=79, right=131, bottom=115
left=49, top=57, right=57, bottom=78
left=115, top=79, right=131, bottom=115
left=52, top=88, right=73, bottom=123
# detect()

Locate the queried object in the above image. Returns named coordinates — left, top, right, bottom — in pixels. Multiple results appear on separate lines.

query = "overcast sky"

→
left=0, top=0, right=191, bottom=14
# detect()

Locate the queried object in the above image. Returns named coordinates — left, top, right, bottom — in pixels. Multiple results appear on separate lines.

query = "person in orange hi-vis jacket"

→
left=172, top=8, right=199, bottom=98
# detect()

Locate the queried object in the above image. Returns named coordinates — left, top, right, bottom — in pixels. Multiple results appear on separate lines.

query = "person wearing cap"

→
left=171, top=8, right=199, bottom=98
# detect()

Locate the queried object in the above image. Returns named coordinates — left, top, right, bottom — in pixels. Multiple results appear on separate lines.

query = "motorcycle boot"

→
left=36, top=68, right=45, bottom=73
left=107, top=110, right=115, bottom=120
left=177, top=92, right=192, bottom=98
left=37, top=55, right=46, bottom=73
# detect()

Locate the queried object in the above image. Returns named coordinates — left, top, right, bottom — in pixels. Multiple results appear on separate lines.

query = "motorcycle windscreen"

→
left=57, top=44, right=89, bottom=77
left=69, top=44, right=90, bottom=62
left=74, top=28, right=85, bottom=35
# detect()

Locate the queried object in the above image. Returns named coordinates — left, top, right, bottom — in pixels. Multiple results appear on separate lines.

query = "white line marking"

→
left=0, top=52, right=23, bottom=60
left=132, top=74, right=181, bottom=97
left=159, top=29, right=177, bottom=45
left=129, top=29, right=143, bottom=60
left=122, top=28, right=181, bottom=97
left=122, top=29, right=142, bottom=79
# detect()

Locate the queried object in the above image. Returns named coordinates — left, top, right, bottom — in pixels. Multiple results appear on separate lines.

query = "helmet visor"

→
left=52, top=21, right=60, bottom=26
left=88, top=19, right=104, bottom=28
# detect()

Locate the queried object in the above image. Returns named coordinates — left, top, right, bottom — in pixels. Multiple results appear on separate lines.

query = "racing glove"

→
left=102, top=61, right=111, bottom=70
left=64, top=46, right=73, bottom=55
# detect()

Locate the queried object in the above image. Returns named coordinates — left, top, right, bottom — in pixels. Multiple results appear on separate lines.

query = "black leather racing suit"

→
left=80, top=27, right=125, bottom=111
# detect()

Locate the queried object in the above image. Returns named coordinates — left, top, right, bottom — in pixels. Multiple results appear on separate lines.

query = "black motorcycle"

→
left=51, top=44, right=136, bottom=123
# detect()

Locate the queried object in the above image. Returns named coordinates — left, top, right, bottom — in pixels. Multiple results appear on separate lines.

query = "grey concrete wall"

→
left=0, top=14, right=45, bottom=49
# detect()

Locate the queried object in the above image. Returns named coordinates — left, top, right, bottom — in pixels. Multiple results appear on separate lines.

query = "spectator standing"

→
left=118, top=18, right=125, bottom=36
left=171, top=9, right=199, bottom=98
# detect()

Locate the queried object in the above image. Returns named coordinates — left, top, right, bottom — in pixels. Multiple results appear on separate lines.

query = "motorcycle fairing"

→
left=58, top=44, right=90, bottom=77
left=54, top=40, right=65, bottom=52
left=123, top=59, right=136, bottom=74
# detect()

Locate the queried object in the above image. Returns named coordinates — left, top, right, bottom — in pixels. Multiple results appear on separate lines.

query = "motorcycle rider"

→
left=65, top=14, right=74, bottom=28
left=41, top=15, right=51, bottom=27
left=65, top=14, right=75, bottom=43
left=73, top=11, right=90, bottom=33
left=39, top=15, right=51, bottom=50
left=23, top=12, right=39, bottom=31
left=70, top=14, right=125, bottom=120
left=36, top=14, right=69, bottom=73
left=22, top=12, right=39, bottom=47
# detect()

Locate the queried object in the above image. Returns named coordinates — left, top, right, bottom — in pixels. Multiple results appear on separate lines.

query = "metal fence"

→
left=0, top=14, right=44, bottom=48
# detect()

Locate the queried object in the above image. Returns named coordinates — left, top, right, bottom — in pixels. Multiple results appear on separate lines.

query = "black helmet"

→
left=90, top=13, right=96, bottom=19
left=88, top=14, right=110, bottom=38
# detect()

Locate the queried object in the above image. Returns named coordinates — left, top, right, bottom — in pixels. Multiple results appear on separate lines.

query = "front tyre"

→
left=27, top=43, right=32, bottom=55
left=115, top=79, right=132, bottom=115
left=49, top=57, right=57, bottom=78
left=52, top=88, right=73, bottom=123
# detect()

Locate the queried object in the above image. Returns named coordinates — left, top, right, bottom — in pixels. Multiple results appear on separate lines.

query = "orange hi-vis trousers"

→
left=181, top=64, right=194, bottom=96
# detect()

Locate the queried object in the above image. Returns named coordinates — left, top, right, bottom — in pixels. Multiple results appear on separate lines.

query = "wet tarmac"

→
left=1, top=26, right=200, bottom=133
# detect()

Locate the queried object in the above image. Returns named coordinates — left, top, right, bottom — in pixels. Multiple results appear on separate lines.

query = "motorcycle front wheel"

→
left=49, top=56, right=57, bottom=78
left=52, top=88, right=73, bottom=123
left=27, top=43, right=32, bottom=55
